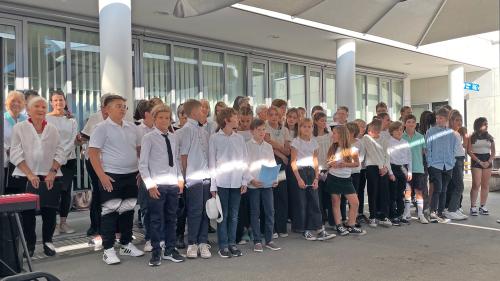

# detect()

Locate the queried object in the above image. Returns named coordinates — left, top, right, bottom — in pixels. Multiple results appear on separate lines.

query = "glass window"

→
left=226, top=54, right=246, bottom=107
left=325, top=72, right=335, bottom=118
left=251, top=62, right=266, bottom=107
left=28, top=23, right=66, bottom=101
left=392, top=79, right=404, bottom=120
left=309, top=70, right=321, bottom=114
left=289, top=64, right=305, bottom=108
left=174, top=46, right=199, bottom=106
left=1, top=24, right=16, bottom=97
left=380, top=78, right=390, bottom=106
left=70, top=30, right=100, bottom=128
left=366, top=76, right=379, bottom=120
left=270, top=62, right=287, bottom=102
left=143, top=41, right=171, bottom=104
left=202, top=50, right=224, bottom=110
left=356, top=74, right=366, bottom=120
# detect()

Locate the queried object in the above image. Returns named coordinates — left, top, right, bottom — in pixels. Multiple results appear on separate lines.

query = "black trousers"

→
left=389, top=164, right=407, bottom=219
left=318, top=175, right=334, bottom=226
left=366, top=166, right=390, bottom=220
left=354, top=169, right=367, bottom=215
left=273, top=158, right=288, bottom=234
left=86, top=159, right=101, bottom=233
left=176, top=191, right=187, bottom=238
left=236, top=192, right=250, bottom=242
left=59, top=159, right=76, bottom=218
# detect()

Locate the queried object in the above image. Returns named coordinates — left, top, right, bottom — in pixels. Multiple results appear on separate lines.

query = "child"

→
left=285, top=108, right=299, bottom=139
left=426, top=107, right=459, bottom=223
left=255, top=105, right=268, bottom=121
left=88, top=95, right=144, bottom=265
left=352, top=119, right=369, bottom=224
left=209, top=107, right=249, bottom=258
left=139, top=104, right=185, bottom=266
left=387, top=121, right=412, bottom=226
left=297, top=107, right=306, bottom=121
left=378, top=112, right=391, bottom=141
left=246, top=119, right=281, bottom=252
left=326, top=126, right=366, bottom=236
left=291, top=118, right=336, bottom=241
left=402, top=114, right=429, bottom=224
left=376, top=102, right=388, bottom=115
left=177, top=99, right=212, bottom=259
left=237, top=106, right=253, bottom=142
left=360, top=119, right=393, bottom=228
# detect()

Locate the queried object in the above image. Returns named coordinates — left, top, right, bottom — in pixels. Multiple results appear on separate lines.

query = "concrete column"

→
left=448, top=64, right=465, bottom=115
left=99, top=0, right=134, bottom=118
left=403, top=77, right=411, bottom=106
left=335, top=38, right=356, bottom=121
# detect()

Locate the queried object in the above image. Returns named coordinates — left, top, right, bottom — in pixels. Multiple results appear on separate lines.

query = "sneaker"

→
left=437, top=214, right=451, bottom=224
left=43, top=242, right=56, bottom=256
left=265, top=241, right=281, bottom=251
left=316, top=230, right=336, bottom=241
left=53, top=225, right=60, bottom=236
left=162, top=248, right=185, bottom=263
left=479, top=206, right=489, bottom=215
left=379, top=218, right=393, bottom=227
left=253, top=243, right=263, bottom=252
left=445, top=211, right=466, bottom=221
left=347, top=226, right=367, bottom=236
left=470, top=207, right=479, bottom=216
left=279, top=233, right=289, bottom=238
left=186, top=244, right=198, bottom=259
left=429, top=212, right=439, bottom=223
left=237, top=239, right=248, bottom=245
left=303, top=231, right=317, bottom=241
left=400, top=217, right=411, bottom=224
left=497, top=219, right=500, bottom=224
left=149, top=250, right=161, bottom=267
left=336, top=225, right=349, bottom=236
left=368, top=219, right=378, bottom=228
left=59, top=223, right=75, bottom=234
left=103, top=248, right=121, bottom=265
left=430, top=212, right=449, bottom=224
left=357, top=214, right=370, bottom=224
left=457, top=209, right=469, bottom=219
left=418, top=214, right=429, bottom=224
left=143, top=240, right=153, bottom=252
left=218, top=248, right=231, bottom=258
left=199, top=243, right=212, bottom=259
left=119, top=243, right=144, bottom=257
left=241, top=231, right=251, bottom=242
left=391, top=218, right=401, bottom=226
left=272, top=233, right=279, bottom=239
left=176, top=236, right=186, bottom=249
left=229, top=246, right=243, bottom=257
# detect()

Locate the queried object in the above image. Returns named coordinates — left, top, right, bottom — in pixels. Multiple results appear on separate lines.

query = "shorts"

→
left=409, top=173, right=427, bottom=191
left=471, top=153, right=492, bottom=169
left=324, top=174, right=356, bottom=195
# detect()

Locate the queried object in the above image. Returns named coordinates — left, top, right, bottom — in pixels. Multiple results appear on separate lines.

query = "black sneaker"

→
left=162, top=248, right=185, bottom=263
left=43, top=243, right=56, bottom=256
left=336, top=225, right=349, bottom=236
left=400, top=217, right=411, bottom=225
left=229, top=246, right=243, bottom=257
left=176, top=235, right=186, bottom=249
left=316, top=230, right=336, bottom=241
left=149, top=250, right=162, bottom=267
left=347, top=226, right=367, bottom=236
left=391, top=218, right=401, bottom=226
left=218, top=248, right=231, bottom=258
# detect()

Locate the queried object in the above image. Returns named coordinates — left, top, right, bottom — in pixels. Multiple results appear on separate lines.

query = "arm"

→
left=208, top=135, right=218, bottom=193
left=312, top=149, right=320, bottom=189
left=88, top=147, right=115, bottom=192
left=290, top=147, right=305, bottom=189
left=10, top=125, right=39, bottom=188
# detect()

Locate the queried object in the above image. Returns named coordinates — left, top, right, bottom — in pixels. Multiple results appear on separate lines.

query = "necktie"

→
left=162, top=134, right=174, bottom=167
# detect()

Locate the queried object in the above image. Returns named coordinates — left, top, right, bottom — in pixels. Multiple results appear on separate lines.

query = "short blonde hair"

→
left=5, top=91, right=25, bottom=110
left=151, top=104, right=172, bottom=119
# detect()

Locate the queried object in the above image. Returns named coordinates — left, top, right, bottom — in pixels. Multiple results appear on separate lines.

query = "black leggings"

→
left=86, top=159, right=101, bottom=233
left=59, top=159, right=76, bottom=218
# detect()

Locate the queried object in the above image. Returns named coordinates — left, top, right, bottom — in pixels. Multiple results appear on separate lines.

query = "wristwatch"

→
left=49, top=168, right=57, bottom=174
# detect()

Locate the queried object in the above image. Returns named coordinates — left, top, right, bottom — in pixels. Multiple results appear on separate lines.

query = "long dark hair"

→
left=470, top=117, right=493, bottom=144
left=285, top=108, right=299, bottom=138
left=313, top=111, right=329, bottom=137
left=418, top=110, right=435, bottom=135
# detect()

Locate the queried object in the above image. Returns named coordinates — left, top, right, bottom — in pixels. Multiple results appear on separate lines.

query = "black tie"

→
left=162, top=134, right=174, bottom=167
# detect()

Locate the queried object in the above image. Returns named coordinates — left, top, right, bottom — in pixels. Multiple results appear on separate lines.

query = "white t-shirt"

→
left=46, top=115, right=78, bottom=161
left=314, top=132, right=332, bottom=171
left=328, top=147, right=358, bottom=178
left=291, top=137, right=319, bottom=168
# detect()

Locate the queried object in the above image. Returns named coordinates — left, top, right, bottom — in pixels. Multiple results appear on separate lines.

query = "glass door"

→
left=324, top=70, right=335, bottom=118
left=248, top=59, right=268, bottom=107
left=308, top=67, right=322, bottom=116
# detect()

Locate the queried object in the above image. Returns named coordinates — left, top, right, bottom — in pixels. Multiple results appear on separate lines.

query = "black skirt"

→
left=325, top=174, right=356, bottom=195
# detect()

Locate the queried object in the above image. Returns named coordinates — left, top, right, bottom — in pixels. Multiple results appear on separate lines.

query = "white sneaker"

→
left=103, top=248, right=121, bottom=265
left=199, top=243, right=212, bottom=259
left=418, top=215, right=429, bottom=224
left=457, top=209, right=468, bottom=219
left=272, top=233, right=279, bottom=239
left=379, top=218, right=392, bottom=227
left=119, top=243, right=144, bottom=257
left=59, top=223, right=75, bottom=234
left=143, top=240, right=152, bottom=252
left=470, top=207, right=479, bottom=216
left=368, top=219, right=378, bottom=228
left=444, top=211, right=466, bottom=221
left=186, top=244, right=198, bottom=259
left=430, top=212, right=450, bottom=224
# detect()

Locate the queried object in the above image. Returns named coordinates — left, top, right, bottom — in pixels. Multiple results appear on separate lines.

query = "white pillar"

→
left=403, top=77, right=411, bottom=106
left=99, top=0, right=134, bottom=118
left=448, top=64, right=465, bottom=115
left=335, top=38, right=356, bottom=121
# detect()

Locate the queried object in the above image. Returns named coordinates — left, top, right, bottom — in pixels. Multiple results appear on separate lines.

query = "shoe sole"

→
left=254, top=248, right=264, bottom=252
left=103, top=257, right=120, bottom=265
left=218, top=252, right=231, bottom=258
left=317, top=235, right=336, bottom=241
left=119, top=250, right=144, bottom=257
left=186, top=254, right=198, bottom=259
left=162, top=256, right=185, bottom=263
left=148, top=261, right=161, bottom=267
left=265, top=246, right=280, bottom=251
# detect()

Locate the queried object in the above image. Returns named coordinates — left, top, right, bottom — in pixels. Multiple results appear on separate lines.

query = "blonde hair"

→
left=151, top=104, right=172, bottom=119
left=297, top=118, right=313, bottom=139
left=327, top=126, right=353, bottom=163
left=5, top=90, right=25, bottom=110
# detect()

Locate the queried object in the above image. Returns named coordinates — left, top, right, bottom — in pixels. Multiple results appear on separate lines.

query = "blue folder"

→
left=258, top=164, right=281, bottom=187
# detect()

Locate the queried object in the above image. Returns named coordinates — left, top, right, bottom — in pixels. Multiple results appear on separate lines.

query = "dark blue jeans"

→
left=137, top=180, right=151, bottom=240
left=248, top=188, right=274, bottom=244
left=428, top=166, right=453, bottom=214
left=148, top=185, right=179, bottom=252
left=217, top=187, right=241, bottom=249
left=186, top=179, right=210, bottom=245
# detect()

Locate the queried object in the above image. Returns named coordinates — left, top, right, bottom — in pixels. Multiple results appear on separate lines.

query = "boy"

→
left=330, top=106, right=349, bottom=129
left=246, top=119, right=281, bottom=252
left=178, top=99, right=212, bottom=259
left=88, top=94, right=144, bottom=265
left=387, top=121, right=412, bottom=226
left=139, top=104, right=185, bottom=266
left=378, top=112, right=391, bottom=141
left=426, top=107, right=459, bottom=223
left=209, top=107, right=249, bottom=258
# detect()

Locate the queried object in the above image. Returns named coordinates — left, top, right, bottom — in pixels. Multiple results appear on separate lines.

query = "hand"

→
left=272, top=181, right=278, bottom=188
left=389, top=175, right=396, bottom=182
left=178, top=181, right=185, bottom=194
left=312, top=179, right=319, bottom=189
left=379, top=167, right=388, bottom=176
left=407, top=174, right=412, bottom=182
left=241, top=186, right=248, bottom=194
left=480, top=161, right=490, bottom=169
left=327, top=160, right=336, bottom=168
left=251, top=179, right=264, bottom=188
left=99, top=174, right=115, bottom=192
left=148, top=186, right=160, bottom=199
left=136, top=173, right=142, bottom=186
left=45, top=171, right=56, bottom=190
left=297, top=178, right=306, bottom=189
left=211, top=191, right=217, bottom=198
left=27, top=174, right=40, bottom=189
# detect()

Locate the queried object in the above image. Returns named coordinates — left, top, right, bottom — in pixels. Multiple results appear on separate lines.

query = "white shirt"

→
left=246, top=138, right=277, bottom=189
left=137, top=121, right=155, bottom=140
left=454, top=131, right=466, bottom=157
left=3, top=112, right=27, bottom=167
left=328, top=147, right=358, bottom=178
left=10, top=120, right=65, bottom=177
left=315, top=132, right=332, bottom=171
left=209, top=130, right=250, bottom=191
left=46, top=115, right=78, bottom=161
left=237, top=130, right=253, bottom=143
left=178, top=118, right=210, bottom=183
left=471, top=138, right=492, bottom=154
left=139, top=128, right=183, bottom=189
left=202, top=119, right=218, bottom=136
left=351, top=138, right=365, bottom=174
left=380, top=130, right=391, bottom=142
left=81, top=111, right=105, bottom=160
left=388, top=136, right=412, bottom=175
left=291, top=137, right=319, bottom=168
left=89, top=118, right=141, bottom=174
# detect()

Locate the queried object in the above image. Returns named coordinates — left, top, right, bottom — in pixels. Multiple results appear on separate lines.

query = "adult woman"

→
left=46, top=91, right=78, bottom=235
left=468, top=117, right=495, bottom=216
left=3, top=90, right=27, bottom=189
left=10, top=96, right=65, bottom=257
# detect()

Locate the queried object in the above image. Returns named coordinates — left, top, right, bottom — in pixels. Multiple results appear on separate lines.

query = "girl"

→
left=346, top=122, right=364, bottom=227
left=353, top=119, right=369, bottom=224
left=285, top=108, right=299, bottom=139
left=325, top=126, right=366, bottom=236
left=468, top=117, right=495, bottom=216
left=291, top=118, right=335, bottom=241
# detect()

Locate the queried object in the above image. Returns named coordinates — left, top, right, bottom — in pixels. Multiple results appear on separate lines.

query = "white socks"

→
left=403, top=199, right=412, bottom=218
left=416, top=199, right=424, bottom=217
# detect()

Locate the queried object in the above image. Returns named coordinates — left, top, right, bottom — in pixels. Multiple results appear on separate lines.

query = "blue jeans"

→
left=248, top=188, right=274, bottom=244
left=217, top=187, right=241, bottom=249
left=186, top=179, right=210, bottom=245
left=148, top=185, right=179, bottom=252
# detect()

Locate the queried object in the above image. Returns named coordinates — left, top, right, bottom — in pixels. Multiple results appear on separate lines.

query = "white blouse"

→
left=315, top=133, right=332, bottom=171
left=291, top=137, right=319, bottom=168
left=46, top=115, right=78, bottom=161
left=10, top=120, right=65, bottom=177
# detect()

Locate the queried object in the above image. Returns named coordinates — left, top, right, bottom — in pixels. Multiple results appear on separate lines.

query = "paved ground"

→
left=27, top=176, right=500, bottom=281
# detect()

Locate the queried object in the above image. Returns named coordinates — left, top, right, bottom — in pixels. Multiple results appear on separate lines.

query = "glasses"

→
left=112, top=104, right=128, bottom=110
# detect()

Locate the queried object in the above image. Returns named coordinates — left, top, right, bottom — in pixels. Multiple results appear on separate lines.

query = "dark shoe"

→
left=347, top=226, right=367, bottom=236
left=43, top=243, right=56, bottom=256
left=176, top=236, right=186, bottom=249
left=162, top=248, right=185, bottom=263
left=400, top=217, right=411, bottom=225
left=149, top=250, right=162, bottom=267
left=229, top=245, right=243, bottom=257
left=391, top=218, right=401, bottom=226
left=23, top=249, right=35, bottom=258
left=336, top=225, right=349, bottom=236
left=218, top=248, right=231, bottom=258
left=208, top=224, right=216, bottom=233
